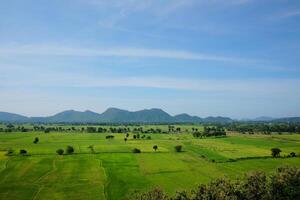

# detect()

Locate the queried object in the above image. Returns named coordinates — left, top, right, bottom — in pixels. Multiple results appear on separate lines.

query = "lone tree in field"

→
left=153, top=145, right=158, bottom=151
left=124, top=138, right=127, bottom=142
left=271, top=148, right=281, bottom=157
left=6, top=148, right=14, bottom=156
left=88, top=145, right=95, bottom=153
left=19, top=149, right=27, bottom=155
left=66, top=145, right=74, bottom=154
left=33, top=137, right=39, bottom=144
left=56, top=149, right=64, bottom=155
left=289, top=152, right=296, bottom=157
left=132, top=148, right=141, bottom=153
left=175, top=145, right=182, bottom=152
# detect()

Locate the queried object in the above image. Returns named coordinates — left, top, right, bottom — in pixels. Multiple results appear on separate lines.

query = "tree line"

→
left=193, top=126, right=226, bottom=138
left=226, top=122, right=300, bottom=134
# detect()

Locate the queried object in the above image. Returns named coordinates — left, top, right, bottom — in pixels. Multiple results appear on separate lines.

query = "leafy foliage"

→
left=271, top=148, right=282, bottom=157
left=19, top=149, right=27, bottom=155
left=106, top=135, right=115, bottom=139
left=132, top=148, right=141, bottom=153
left=33, top=137, right=39, bottom=144
left=66, top=145, right=74, bottom=154
left=175, top=145, right=182, bottom=152
left=56, top=149, right=64, bottom=155
left=132, top=166, right=300, bottom=200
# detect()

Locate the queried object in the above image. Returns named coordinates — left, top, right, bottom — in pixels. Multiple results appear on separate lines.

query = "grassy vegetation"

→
left=0, top=128, right=299, bottom=200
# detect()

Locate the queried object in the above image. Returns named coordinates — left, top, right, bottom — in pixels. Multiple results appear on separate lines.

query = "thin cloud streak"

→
left=0, top=67, right=299, bottom=94
left=271, top=9, right=300, bottom=20
left=281, top=10, right=300, bottom=18
left=0, top=44, right=247, bottom=62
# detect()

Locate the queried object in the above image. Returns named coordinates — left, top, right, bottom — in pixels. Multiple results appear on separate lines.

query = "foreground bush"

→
left=132, top=188, right=168, bottom=200
left=270, top=166, right=300, bottom=199
left=132, top=166, right=300, bottom=200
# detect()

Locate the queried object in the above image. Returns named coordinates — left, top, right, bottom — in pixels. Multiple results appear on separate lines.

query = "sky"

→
left=0, top=0, right=300, bottom=119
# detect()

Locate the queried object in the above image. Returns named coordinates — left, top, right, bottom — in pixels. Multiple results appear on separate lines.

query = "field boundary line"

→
left=32, top=185, right=44, bottom=200
left=35, top=159, right=57, bottom=183
left=100, top=159, right=110, bottom=200
left=0, top=159, right=10, bottom=184
left=32, top=159, right=57, bottom=200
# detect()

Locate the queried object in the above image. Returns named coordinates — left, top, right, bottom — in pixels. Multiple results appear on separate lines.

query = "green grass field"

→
left=0, top=131, right=299, bottom=200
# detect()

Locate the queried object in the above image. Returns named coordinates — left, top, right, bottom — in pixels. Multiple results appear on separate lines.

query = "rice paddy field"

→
left=0, top=127, right=300, bottom=200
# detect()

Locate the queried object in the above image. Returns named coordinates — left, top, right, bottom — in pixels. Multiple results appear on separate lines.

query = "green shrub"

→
left=132, top=148, right=141, bottom=153
left=271, top=148, right=281, bottom=157
left=132, top=188, right=168, bottom=200
left=175, top=145, right=182, bottom=152
left=19, top=149, right=27, bottom=155
left=88, top=145, right=95, bottom=153
left=270, top=166, right=300, bottom=200
left=33, top=137, right=39, bottom=144
left=290, top=152, right=296, bottom=157
left=6, top=148, right=14, bottom=156
left=56, top=149, right=64, bottom=155
left=66, top=145, right=74, bottom=154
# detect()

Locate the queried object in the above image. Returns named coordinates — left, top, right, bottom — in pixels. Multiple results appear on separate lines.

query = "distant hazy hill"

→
left=272, top=117, right=300, bottom=123
left=203, top=116, right=233, bottom=123
left=98, top=108, right=173, bottom=123
left=0, top=112, right=29, bottom=122
left=252, top=116, right=274, bottom=122
left=0, top=108, right=234, bottom=123
left=174, top=113, right=202, bottom=123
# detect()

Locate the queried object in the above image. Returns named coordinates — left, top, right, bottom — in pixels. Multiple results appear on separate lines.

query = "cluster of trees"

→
left=0, top=124, right=226, bottom=135
left=131, top=145, right=181, bottom=154
left=132, top=133, right=151, bottom=140
left=270, top=148, right=297, bottom=158
left=106, top=135, right=114, bottom=139
left=193, top=126, right=226, bottom=138
left=0, top=124, right=31, bottom=132
left=6, top=149, right=28, bottom=156
left=168, top=125, right=181, bottom=133
left=0, top=124, right=181, bottom=134
left=56, top=145, right=74, bottom=155
left=226, top=123, right=300, bottom=134
left=133, top=166, right=300, bottom=200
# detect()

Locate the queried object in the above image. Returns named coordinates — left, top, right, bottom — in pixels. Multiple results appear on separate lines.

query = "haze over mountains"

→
left=0, top=108, right=299, bottom=124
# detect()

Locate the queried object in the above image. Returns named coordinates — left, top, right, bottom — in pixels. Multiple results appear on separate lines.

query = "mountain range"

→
left=0, top=108, right=233, bottom=123
left=0, top=108, right=299, bottom=123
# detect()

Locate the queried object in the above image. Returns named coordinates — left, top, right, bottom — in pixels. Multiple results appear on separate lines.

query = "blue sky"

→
left=0, top=0, right=300, bottom=118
